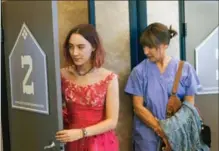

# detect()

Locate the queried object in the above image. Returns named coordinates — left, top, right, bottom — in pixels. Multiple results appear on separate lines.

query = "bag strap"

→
left=172, top=61, right=184, bottom=95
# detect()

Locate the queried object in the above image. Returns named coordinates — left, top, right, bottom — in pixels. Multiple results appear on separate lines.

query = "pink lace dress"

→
left=61, top=72, right=119, bottom=151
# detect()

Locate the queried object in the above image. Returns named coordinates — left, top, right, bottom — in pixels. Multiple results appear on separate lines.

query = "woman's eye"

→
left=68, top=45, right=73, bottom=50
left=78, top=46, right=84, bottom=49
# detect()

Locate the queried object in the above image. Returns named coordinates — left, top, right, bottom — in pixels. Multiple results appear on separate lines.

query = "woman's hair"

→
left=140, top=22, right=177, bottom=48
left=63, top=24, right=105, bottom=68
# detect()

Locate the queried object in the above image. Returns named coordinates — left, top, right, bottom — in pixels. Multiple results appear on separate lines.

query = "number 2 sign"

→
left=9, top=23, right=49, bottom=114
left=21, top=55, right=34, bottom=95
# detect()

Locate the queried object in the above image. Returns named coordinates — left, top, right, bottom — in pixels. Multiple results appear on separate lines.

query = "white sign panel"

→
left=195, top=26, right=219, bottom=94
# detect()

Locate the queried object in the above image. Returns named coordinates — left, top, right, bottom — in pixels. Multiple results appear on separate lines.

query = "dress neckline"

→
left=62, top=72, right=114, bottom=88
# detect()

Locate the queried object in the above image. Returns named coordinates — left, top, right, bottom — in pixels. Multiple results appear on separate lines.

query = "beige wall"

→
left=95, top=1, right=132, bottom=151
left=57, top=1, right=88, bottom=68
left=147, top=1, right=180, bottom=58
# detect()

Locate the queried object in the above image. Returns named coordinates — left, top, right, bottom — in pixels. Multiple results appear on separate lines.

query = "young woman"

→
left=56, top=24, right=119, bottom=151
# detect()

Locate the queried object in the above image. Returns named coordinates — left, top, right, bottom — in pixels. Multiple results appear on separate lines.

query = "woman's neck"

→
left=156, top=55, right=171, bottom=74
left=75, top=60, right=94, bottom=76
left=157, top=55, right=170, bottom=67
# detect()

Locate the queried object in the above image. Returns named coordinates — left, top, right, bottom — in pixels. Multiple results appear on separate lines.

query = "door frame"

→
left=178, top=0, right=187, bottom=61
left=128, top=0, right=147, bottom=69
left=1, top=2, right=11, bottom=150
left=1, top=34, right=11, bottom=151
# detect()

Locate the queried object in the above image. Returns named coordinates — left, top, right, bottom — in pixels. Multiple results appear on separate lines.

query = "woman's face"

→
left=68, top=33, right=94, bottom=66
left=143, top=44, right=167, bottom=63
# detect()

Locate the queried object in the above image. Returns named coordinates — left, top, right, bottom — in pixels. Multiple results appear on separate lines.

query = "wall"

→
left=57, top=1, right=88, bottom=68
left=95, top=2, right=132, bottom=151
left=185, top=1, right=218, bottom=150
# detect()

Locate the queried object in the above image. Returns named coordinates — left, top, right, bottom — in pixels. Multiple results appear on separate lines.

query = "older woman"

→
left=125, top=22, right=201, bottom=151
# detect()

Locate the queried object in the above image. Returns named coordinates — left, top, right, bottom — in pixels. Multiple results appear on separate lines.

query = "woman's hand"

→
left=56, top=129, right=83, bottom=143
left=153, top=126, right=172, bottom=151
left=153, top=119, right=165, bottom=138
left=161, top=137, right=171, bottom=151
left=154, top=126, right=165, bottom=138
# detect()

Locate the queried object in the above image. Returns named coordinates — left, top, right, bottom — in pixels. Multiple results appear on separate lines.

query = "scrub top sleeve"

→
left=125, top=68, right=144, bottom=97
left=183, top=63, right=201, bottom=96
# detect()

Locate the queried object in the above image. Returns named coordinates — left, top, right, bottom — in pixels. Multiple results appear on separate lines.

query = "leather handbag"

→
left=166, top=61, right=184, bottom=118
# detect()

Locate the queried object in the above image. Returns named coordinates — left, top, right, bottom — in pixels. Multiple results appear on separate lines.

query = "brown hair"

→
left=140, top=22, right=177, bottom=48
left=63, top=24, right=105, bottom=68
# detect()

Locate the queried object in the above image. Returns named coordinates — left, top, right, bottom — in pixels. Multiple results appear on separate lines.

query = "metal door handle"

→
left=44, top=141, right=55, bottom=150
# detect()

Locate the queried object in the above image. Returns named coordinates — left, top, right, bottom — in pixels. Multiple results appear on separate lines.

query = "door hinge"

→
left=182, top=23, right=187, bottom=37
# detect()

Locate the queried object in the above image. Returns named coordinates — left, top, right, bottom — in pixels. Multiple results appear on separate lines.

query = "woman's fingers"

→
left=56, top=130, right=66, bottom=135
left=56, top=135, right=69, bottom=142
left=161, top=137, right=171, bottom=151
left=56, top=131, right=69, bottom=141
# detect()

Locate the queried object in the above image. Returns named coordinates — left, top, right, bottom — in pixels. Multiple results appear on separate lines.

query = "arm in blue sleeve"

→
left=124, top=68, right=144, bottom=96
left=183, top=63, right=201, bottom=96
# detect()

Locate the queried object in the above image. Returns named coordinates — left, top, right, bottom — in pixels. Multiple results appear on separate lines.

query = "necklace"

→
left=75, top=66, right=94, bottom=76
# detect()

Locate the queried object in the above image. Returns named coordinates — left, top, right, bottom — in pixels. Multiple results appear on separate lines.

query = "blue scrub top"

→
left=125, top=58, right=201, bottom=151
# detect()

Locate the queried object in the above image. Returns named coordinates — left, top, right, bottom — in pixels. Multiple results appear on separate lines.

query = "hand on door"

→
left=56, top=129, right=83, bottom=143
